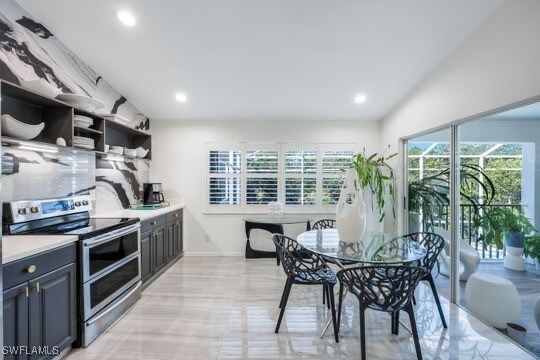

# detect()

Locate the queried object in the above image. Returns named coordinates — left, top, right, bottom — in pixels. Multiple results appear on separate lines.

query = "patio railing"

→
left=428, top=204, right=522, bottom=260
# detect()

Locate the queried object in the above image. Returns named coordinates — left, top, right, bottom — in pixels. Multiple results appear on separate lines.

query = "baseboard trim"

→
left=184, top=251, right=244, bottom=257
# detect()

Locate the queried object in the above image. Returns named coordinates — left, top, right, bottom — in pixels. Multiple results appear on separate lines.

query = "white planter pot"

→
left=336, top=168, right=366, bottom=244
left=503, top=245, right=526, bottom=272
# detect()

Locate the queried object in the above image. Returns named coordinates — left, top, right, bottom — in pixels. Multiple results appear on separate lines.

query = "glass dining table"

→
left=296, top=228, right=427, bottom=266
left=296, top=228, right=427, bottom=338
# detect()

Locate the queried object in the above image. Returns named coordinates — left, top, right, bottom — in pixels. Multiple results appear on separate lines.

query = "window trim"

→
left=205, top=141, right=357, bottom=214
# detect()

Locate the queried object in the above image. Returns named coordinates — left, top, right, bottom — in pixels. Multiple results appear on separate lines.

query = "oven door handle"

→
left=85, top=281, right=142, bottom=327
left=83, top=223, right=140, bottom=247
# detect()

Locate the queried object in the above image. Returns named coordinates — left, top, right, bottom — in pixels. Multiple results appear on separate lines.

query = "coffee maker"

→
left=143, top=183, right=165, bottom=205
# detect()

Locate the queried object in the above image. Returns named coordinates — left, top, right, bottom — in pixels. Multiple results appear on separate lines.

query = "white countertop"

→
left=93, top=199, right=184, bottom=221
left=2, top=234, right=79, bottom=264
left=1, top=200, right=184, bottom=264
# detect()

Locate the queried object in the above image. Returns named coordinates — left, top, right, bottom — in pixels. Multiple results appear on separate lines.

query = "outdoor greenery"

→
left=408, top=143, right=522, bottom=205
left=352, top=149, right=398, bottom=222
left=524, top=233, right=540, bottom=262
left=473, top=206, right=535, bottom=249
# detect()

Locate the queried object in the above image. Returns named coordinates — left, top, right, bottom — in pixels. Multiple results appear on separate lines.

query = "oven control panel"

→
left=5, top=195, right=93, bottom=224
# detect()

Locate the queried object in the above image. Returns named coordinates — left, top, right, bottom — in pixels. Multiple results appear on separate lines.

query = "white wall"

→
left=379, top=0, right=540, bottom=232
left=150, top=119, right=380, bottom=255
left=380, top=0, right=540, bottom=149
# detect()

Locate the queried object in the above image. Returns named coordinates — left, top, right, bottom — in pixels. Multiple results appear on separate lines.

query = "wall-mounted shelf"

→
left=2, top=136, right=94, bottom=155
left=73, top=126, right=103, bottom=136
left=104, top=119, right=151, bottom=159
left=0, top=80, right=151, bottom=159
left=95, top=151, right=150, bottom=162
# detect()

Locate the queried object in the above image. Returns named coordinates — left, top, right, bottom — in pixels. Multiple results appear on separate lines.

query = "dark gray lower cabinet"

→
left=166, top=222, right=175, bottom=261
left=3, top=246, right=77, bottom=360
left=141, top=210, right=183, bottom=285
left=172, top=220, right=183, bottom=257
left=3, top=283, right=29, bottom=360
left=29, top=263, right=76, bottom=360
left=153, top=224, right=167, bottom=273
left=140, top=231, right=153, bottom=283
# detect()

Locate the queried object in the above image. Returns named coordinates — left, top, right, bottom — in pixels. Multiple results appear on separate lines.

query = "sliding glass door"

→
left=458, top=108, right=540, bottom=354
left=406, top=127, right=452, bottom=304
left=404, top=101, right=540, bottom=355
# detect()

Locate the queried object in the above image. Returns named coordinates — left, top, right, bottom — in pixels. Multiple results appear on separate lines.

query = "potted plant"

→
left=474, top=206, right=535, bottom=271
left=475, top=206, right=534, bottom=249
left=351, top=149, right=397, bottom=222
left=524, top=233, right=540, bottom=270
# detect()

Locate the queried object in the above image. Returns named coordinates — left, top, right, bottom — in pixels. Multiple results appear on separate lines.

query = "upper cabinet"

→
left=0, top=81, right=151, bottom=159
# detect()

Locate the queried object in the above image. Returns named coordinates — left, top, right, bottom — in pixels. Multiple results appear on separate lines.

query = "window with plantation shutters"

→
left=321, top=149, right=354, bottom=205
left=208, top=150, right=241, bottom=205
left=206, top=142, right=356, bottom=213
left=285, top=150, right=317, bottom=205
left=246, top=150, right=279, bottom=204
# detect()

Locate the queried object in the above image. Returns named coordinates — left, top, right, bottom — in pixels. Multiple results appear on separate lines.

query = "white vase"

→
left=336, top=168, right=366, bottom=244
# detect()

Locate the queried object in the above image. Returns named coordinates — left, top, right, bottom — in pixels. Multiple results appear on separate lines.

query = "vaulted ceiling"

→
left=17, top=0, right=505, bottom=121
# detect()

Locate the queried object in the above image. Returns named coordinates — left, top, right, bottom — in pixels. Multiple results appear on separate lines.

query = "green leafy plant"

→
left=524, top=233, right=540, bottom=262
left=352, top=149, right=398, bottom=222
left=473, top=206, right=535, bottom=249
left=408, top=164, right=495, bottom=230
left=408, top=171, right=450, bottom=230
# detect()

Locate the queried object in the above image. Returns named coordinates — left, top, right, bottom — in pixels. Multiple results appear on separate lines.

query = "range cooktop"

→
left=5, top=213, right=139, bottom=240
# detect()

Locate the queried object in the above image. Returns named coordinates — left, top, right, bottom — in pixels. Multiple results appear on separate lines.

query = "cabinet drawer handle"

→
left=27, top=265, right=37, bottom=274
left=35, top=282, right=40, bottom=293
left=24, top=286, right=29, bottom=298
left=150, top=221, right=157, bottom=226
left=173, top=213, right=178, bottom=217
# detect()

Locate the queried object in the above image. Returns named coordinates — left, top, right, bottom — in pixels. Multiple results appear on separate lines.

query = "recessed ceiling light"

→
left=117, top=10, right=136, bottom=27
left=175, top=92, right=188, bottom=103
left=354, top=94, right=367, bottom=104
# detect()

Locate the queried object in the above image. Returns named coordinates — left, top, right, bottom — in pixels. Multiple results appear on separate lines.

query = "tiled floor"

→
left=435, top=261, right=540, bottom=355
left=67, top=257, right=535, bottom=359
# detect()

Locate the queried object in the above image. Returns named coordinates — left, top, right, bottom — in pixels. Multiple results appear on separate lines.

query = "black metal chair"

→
left=337, top=265, right=427, bottom=360
left=272, top=234, right=339, bottom=342
left=311, top=219, right=337, bottom=306
left=402, top=232, right=448, bottom=328
left=311, top=219, right=336, bottom=230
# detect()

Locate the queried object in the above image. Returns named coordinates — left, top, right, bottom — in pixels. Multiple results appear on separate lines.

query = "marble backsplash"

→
left=95, top=155, right=150, bottom=213
left=1, top=141, right=95, bottom=202
left=1, top=142, right=149, bottom=212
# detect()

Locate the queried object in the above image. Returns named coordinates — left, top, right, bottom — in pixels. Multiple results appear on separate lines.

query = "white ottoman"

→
left=465, top=273, right=521, bottom=329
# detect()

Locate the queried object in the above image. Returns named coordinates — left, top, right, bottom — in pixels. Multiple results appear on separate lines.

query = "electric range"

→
left=3, top=195, right=142, bottom=347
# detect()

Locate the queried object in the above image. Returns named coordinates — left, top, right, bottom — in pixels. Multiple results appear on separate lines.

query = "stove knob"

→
left=17, top=208, right=27, bottom=215
left=75, top=201, right=81, bottom=207
left=30, top=207, right=39, bottom=213
left=82, top=200, right=89, bottom=206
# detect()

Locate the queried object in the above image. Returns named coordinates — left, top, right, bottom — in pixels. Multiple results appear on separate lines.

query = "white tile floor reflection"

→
left=67, top=257, right=535, bottom=360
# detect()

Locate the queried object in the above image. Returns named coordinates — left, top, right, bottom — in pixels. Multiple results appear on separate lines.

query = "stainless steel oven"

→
left=3, top=195, right=143, bottom=347
left=81, top=223, right=141, bottom=318
left=80, top=222, right=141, bottom=346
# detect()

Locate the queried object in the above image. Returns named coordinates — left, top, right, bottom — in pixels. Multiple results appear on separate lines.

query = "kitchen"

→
left=0, top=0, right=185, bottom=357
